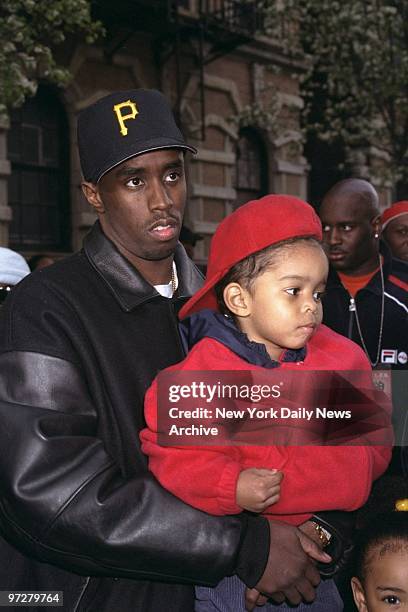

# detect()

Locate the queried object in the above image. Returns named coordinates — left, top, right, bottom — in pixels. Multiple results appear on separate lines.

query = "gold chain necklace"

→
left=348, top=255, right=385, bottom=367
left=171, top=262, right=177, bottom=295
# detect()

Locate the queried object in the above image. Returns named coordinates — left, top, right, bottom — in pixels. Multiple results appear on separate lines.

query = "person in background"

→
left=180, top=224, right=203, bottom=260
left=319, top=178, right=407, bottom=371
left=381, top=200, right=408, bottom=263
left=351, top=512, right=408, bottom=611
left=28, top=253, right=55, bottom=271
left=319, top=178, right=408, bottom=470
left=0, top=247, right=30, bottom=308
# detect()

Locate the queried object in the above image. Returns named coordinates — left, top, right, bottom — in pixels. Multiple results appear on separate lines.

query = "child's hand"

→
left=236, top=467, right=283, bottom=512
left=244, top=587, right=269, bottom=611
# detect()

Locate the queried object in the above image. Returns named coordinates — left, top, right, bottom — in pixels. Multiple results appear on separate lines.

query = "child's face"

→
left=237, top=243, right=328, bottom=361
left=352, top=547, right=408, bottom=611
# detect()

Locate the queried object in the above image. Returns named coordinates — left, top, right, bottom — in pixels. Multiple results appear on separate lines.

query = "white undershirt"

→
left=153, top=262, right=178, bottom=298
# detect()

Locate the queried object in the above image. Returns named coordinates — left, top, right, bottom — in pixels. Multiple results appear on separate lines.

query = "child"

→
left=351, top=512, right=408, bottom=611
left=140, top=195, right=392, bottom=611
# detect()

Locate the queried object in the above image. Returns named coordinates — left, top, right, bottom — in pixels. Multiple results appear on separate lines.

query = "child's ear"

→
left=223, top=282, right=251, bottom=318
left=351, top=577, right=368, bottom=612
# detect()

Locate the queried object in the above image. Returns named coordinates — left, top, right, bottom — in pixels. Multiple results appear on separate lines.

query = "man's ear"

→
left=350, top=577, right=368, bottom=612
left=81, top=182, right=105, bottom=215
left=223, top=282, right=251, bottom=318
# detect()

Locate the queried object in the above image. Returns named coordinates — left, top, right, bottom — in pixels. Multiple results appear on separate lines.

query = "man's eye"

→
left=342, top=225, right=352, bottom=231
left=286, top=288, right=300, bottom=296
left=322, top=225, right=330, bottom=232
left=383, top=594, right=400, bottom=605
left=165, top=171, right=180, bottom=183
left=313, top=291, right=325, bottom=301
left=126, top=177, right=143, bottom=187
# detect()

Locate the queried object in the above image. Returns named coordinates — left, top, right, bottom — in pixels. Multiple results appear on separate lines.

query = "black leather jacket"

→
left=0, top=223, right=268, bottom=612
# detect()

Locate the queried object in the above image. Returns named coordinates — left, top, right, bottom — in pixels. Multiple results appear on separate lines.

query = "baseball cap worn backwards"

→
left=381, top=200, right=408, bottom=230
left=0, top=247, right=30, bottom=286
left=179, top=194, right=322, bottom=319
left=77, top=89, right=197, bottom=184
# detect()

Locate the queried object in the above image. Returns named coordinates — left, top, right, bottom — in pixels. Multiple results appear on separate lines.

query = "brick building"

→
left=0, top=1, right=309, bottom=265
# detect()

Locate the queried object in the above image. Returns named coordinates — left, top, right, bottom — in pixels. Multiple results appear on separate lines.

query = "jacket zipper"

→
left=348, top=297, right=355, bottom=338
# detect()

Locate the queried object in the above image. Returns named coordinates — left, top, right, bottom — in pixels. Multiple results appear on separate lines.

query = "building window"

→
left=7, top=87, right=70, bottom=251
left=233, top=127, right=268, bottom=208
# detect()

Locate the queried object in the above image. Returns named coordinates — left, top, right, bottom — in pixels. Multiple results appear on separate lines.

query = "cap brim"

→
left=382, top=211, right=408, bottom=230
left=178, top=268, right=227, bottom=319
left=96, top=140, right=197, bottom=183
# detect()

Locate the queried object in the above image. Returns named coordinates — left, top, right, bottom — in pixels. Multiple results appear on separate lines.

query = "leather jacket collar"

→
left=83, top=221, right=204, bottom=311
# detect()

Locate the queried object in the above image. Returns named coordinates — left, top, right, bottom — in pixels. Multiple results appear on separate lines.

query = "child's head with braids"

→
left=351, top=509, right=408, bottom=611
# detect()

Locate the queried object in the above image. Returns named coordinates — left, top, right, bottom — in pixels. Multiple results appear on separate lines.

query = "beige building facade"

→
left=0, top=1, right=309, bottom=264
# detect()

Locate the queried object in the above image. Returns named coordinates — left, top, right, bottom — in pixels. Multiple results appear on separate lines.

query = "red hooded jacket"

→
left=141, top=314, right=391, bottom=525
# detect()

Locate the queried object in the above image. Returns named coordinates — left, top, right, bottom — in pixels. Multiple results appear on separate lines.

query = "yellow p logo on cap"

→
left=113, top=100, right=139, bottom=136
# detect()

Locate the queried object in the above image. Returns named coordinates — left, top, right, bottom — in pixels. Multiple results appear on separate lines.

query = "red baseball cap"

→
left=381, top=201, right=408, bottom=230
left=179, top=194, right=322, bottom=319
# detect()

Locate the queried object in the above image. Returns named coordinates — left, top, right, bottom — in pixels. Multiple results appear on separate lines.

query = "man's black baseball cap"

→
left=77, top=89, right=197, bottom=183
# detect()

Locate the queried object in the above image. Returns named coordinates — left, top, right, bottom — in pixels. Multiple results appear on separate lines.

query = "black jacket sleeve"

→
left=0, top=350, right=270, bottom=585
left=0, top=278, right=269, bottom=587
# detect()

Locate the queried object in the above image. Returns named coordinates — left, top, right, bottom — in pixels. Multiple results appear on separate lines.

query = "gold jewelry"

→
left=395, top=499, right=408, bottom=511
left=171, top=262, right=177, bottom=295
left=310, top=521, right=332, bottom=548
left=348, top=253, right=384, bottom=367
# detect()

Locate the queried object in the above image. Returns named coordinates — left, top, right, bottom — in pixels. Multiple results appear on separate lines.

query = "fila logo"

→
left=113, top=100, right=139, bottom=136
left=381, top=349, right=397, bottom=364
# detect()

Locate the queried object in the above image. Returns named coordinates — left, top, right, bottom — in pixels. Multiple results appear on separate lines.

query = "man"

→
left=320, top=178, right=407, bottom=370
left=0, top=247, right=30, bottom=308
left=319, top=178, right=408, bottom=452
left=0, top=90, right=329, bottom=612
left=28, top=253, right=55, bottom=271
left=179, top=224, right=203, bottom=260
left=381, top=200, right=408, bottom=262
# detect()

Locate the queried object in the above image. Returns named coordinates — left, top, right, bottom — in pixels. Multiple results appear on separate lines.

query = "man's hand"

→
left=246, top=521, right=331, bottom=608
left=236, top=468, right=283, bottom=512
